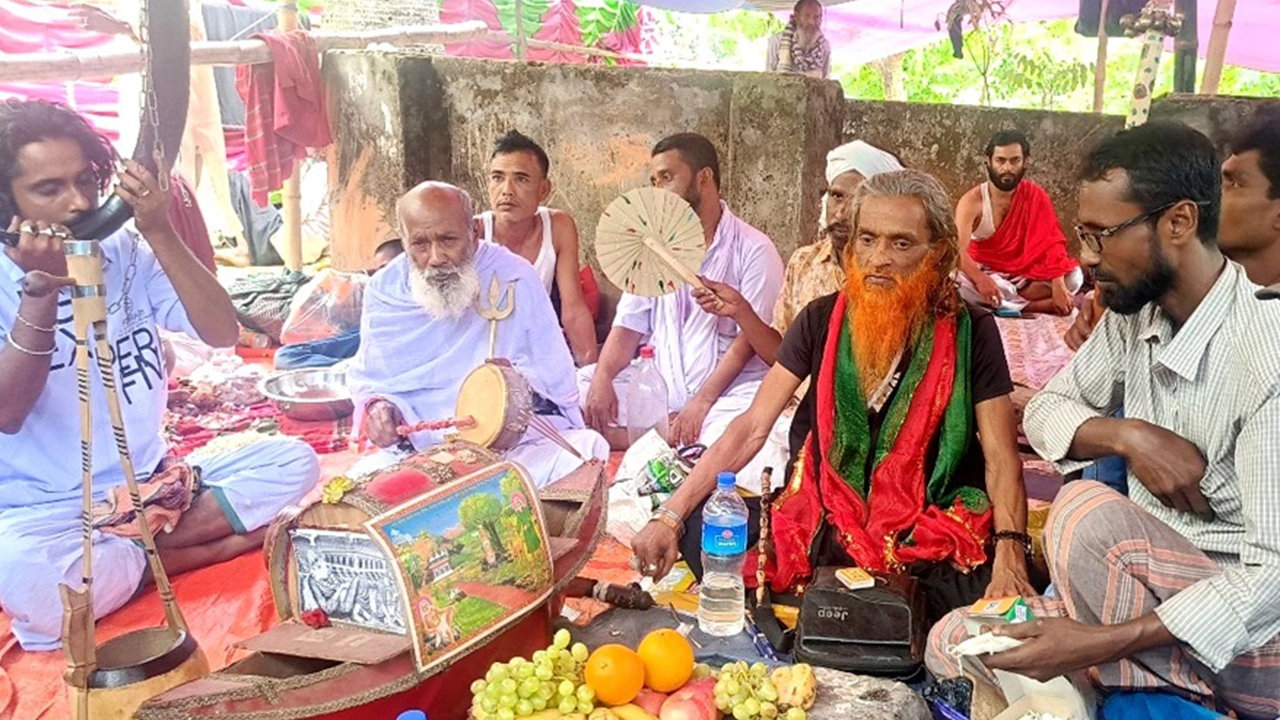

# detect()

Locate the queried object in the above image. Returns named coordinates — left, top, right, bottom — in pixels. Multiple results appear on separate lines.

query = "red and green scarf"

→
left=769, top=293, right=992, bottom=592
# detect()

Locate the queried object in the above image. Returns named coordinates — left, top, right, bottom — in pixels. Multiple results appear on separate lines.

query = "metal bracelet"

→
left=14, top=313, right=56, bottom=333
left=651, top=506, right=685, bottom=538
left=6, top=332, right=55, bottom=357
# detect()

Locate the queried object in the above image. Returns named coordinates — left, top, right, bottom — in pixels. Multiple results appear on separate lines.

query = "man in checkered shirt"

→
left=927, top=121, right=1280, bottom=719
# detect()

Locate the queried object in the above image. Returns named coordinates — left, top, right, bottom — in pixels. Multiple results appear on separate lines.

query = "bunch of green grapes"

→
left=714, top=661, right=806, bottom=720
left=470, top=628, right=596, bottom=719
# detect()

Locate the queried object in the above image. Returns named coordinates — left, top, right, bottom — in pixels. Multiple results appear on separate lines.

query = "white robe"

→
left=348, top=243, right=607, bottom=487
left=578, top=203, right=788, bottom=493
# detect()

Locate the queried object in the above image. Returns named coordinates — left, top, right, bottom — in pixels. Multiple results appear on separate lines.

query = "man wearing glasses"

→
left=927, top=121, right=1280, bottom=720
left=1063, top=113, right=1280, bottom=493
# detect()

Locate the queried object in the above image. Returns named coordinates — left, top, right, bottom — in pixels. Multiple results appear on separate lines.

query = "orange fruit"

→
left=584, top=644, right=645, bottom=706
left=636, top=628, right=695, bottom=692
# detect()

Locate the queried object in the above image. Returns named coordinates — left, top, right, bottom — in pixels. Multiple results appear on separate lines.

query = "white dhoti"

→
left=956, top=266, right=1083, bottom=313
left=577, top=366, right=789, bottom=494
left=0, top=436, right=318, bottom=651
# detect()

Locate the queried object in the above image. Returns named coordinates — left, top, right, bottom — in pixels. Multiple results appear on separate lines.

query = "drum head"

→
left=456, top=364, right=508, bottom=447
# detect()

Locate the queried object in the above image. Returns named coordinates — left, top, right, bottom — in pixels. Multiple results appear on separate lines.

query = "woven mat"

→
left=995, top=313, right=1075, bottom=391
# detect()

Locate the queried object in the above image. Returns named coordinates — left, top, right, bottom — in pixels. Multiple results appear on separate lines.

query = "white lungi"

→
left=0, top=437, right=317, bottom=651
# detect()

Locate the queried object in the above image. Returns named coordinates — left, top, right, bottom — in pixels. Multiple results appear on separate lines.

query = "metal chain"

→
left=107, top=233, right=140, bottom=319
left=136, top=0, right=169, bottom=193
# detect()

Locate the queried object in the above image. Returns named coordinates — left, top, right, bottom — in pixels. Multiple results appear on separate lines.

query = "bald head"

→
left=398, top=181, right=477, bottom=271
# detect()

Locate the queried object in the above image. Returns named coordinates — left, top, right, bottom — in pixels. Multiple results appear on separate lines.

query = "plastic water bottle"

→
left=698, top=471, right=748, bottom=636
left=626, top=346, right=670, bottom=445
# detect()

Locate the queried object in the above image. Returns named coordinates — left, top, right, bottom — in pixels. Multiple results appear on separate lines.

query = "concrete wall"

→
left=325, top=53, right=844, bottom=292
left=325, top=55, right=1277, bottom=296
left=1150, top=93, right=1280, bottom=152
left=844, top=101, right=1124, bottom=254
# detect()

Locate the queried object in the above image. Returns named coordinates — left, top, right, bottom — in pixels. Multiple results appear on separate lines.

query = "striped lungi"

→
left=926, top=481, right=1280, bottom=720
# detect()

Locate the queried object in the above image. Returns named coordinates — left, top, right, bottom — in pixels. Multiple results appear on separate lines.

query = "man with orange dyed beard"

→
left=630, top=170, right=1036, bottom=620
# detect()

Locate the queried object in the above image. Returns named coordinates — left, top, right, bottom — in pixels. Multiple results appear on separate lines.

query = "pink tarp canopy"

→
left=637, top=0, right=1280, bottom=74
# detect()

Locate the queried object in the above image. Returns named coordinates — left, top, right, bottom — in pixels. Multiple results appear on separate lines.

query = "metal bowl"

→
left=259, top=368, right=355, bottom=421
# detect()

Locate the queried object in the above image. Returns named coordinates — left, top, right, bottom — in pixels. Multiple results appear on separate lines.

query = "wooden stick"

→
left=279, top=4, right=304, bottom=272
left=1093, top=0, right=1110, bottom=113
left=61, top=299, right=99, bottom=710
left=1127, top=28, right=1166, bottom=128
left=0, top=21, right=490, bottom=84
left=1173, top=0, right=1198, bottom=93
left=513, top=0, right=527, bottom=59
left=529, top=415, right=587, bottom=461
left=1201, top=0, right=1237, bottom=95
left=397, top=416, right=477, bottom=435
left=92, top=326, right=189, bottom=635
left=520, top=37, right=651, bottom=63
left=641, top=235, right=705, bottom=290
left=756, top=468, right=774, bottom=607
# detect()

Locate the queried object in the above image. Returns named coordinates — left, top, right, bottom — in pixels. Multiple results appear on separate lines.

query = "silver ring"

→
left=644, top=564, right=657, bottom=573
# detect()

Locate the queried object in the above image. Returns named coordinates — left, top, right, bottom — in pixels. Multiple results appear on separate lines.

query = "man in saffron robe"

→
left=956, top=129, right=1082, bottom=315
left=347, top=182, right=608, bottom=488
left=630, top=170, right=1036, bottom=617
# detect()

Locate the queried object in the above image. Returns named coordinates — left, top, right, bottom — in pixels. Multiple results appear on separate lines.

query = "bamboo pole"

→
left=278, top=4, right=304, bottom=272
left=513, top=0, right=527, bottom=59
left=1093, top=0, right=1110, bottom=113
left=0, top=21, right=490, bottom=84
left=1201, top=0, right=1237, bottom=95
left=520, top=36, right=649, bottom=63
left=1173, top=0, right=1198, bottom=93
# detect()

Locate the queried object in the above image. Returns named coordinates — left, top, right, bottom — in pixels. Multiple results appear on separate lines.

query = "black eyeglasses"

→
left=1074, top=201, right=1181, bottom=254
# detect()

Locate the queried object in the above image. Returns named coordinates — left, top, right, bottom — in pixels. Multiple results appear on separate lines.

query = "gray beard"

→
left=409, top=260, right=481, bottom=319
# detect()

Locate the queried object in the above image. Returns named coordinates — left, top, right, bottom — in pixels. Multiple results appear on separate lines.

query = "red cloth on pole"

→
left=968, top=180, right=1078, bottom=282
left=167, top=174, right=216, bottom=274
left=235, top=30, right=332, bottom=207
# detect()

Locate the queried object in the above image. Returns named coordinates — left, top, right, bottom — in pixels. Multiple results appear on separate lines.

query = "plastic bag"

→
left=228, top=269, right=310, bottom=342
left=280, top=269, right=368, bottom=345
left=607, top=429, right=677, bottom=544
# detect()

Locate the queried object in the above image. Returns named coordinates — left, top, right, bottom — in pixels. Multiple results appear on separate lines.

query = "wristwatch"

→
left=991, top=530, right=1033, bottom=559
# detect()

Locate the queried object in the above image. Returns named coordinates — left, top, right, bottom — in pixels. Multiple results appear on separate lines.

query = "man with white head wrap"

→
left=696, top=139, right=904, bottom=366
left=818, top=140, right=906, bottom=229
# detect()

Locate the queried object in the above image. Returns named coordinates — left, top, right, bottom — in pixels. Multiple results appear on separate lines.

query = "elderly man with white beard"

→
left=346, top=182, right=608, bottom=487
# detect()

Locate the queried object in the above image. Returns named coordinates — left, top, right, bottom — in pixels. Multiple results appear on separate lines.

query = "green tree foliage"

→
left=644, top=9, right=781, bottom=68
left=876, top=19, right=1277, bottom=113
left=644, top=8, right=1278, bottom=113
left=836, top=61, right=886, bottom=101
left=399, top=547, right=426, bottom=589
left=459, top=492, right=507, bottom=557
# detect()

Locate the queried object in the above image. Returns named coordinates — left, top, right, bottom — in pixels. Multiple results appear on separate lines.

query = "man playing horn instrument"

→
left=0, top=99, right=319, bottom=650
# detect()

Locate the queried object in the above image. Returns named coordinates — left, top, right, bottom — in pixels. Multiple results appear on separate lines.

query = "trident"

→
left=474, top=273, right=516, bottom=359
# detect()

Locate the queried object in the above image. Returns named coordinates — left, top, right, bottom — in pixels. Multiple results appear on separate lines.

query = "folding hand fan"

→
left=595, top=187, right=706, bottom=297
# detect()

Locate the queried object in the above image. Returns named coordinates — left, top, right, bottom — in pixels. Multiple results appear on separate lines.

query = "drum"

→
left=455, top=359, right=533, bottom=451
left=134, top=442, right=610, bottom=720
